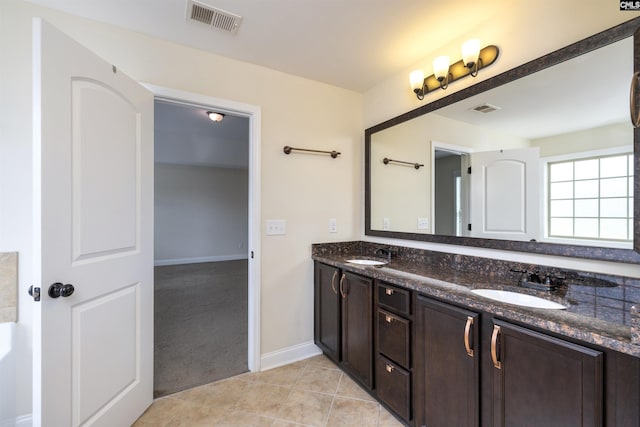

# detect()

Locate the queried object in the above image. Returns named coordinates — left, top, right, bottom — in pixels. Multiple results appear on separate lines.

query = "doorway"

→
left=432, top=142, right=471, bottom=237
left=149, top=88, right=261, bottom=396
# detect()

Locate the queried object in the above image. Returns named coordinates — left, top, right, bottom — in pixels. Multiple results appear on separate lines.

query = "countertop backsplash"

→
left=0, top=252, right=17, bottom=323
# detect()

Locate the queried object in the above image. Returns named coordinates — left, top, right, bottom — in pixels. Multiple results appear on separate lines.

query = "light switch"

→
left=329, top=218, right=337, bottom=233
left=266, top=219, right=286, bottom=235
left=418, top=218, right=429, bottom=230
left=383, top=218, right=390, bottom=230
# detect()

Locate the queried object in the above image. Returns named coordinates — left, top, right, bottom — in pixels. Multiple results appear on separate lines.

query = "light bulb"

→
left=461, top=39, right=481, bottom=68
left=432, top=56, right=450, bottom=81
left=409, top=70, right=425, bottom=92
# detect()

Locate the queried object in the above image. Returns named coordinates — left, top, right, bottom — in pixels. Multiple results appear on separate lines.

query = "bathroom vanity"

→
left=313, top=241, right=640, bottom=427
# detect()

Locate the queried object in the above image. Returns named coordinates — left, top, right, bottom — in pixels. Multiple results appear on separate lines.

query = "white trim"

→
left=260, top=341, right=322, bottom=372
left=142, top=84, right=262, bottom=373
left=154, top=254, right=248, bottom=266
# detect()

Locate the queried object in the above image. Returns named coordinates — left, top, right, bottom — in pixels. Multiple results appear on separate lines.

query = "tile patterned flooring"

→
left=133, top=354, right=405, bottom=426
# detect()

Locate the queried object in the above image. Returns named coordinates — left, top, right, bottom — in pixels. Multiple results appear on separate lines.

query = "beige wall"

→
left=532, top=122, right=632, bottom=157
left=0, top=0, right=362, bottom=421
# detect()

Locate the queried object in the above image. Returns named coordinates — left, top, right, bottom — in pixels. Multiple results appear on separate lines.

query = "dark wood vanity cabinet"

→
left=490, top=319, right=603, bottom=427
left=414, top=295, right=480, bottom=427
left=376, top=282, right=412, bottom=422
left=314, top=262, right=374, bottom=388
left=314, top=263, right=640, bottom=426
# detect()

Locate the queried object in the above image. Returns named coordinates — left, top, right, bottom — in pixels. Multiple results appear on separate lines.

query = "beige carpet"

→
left=153, top=260, right=248, bottom=397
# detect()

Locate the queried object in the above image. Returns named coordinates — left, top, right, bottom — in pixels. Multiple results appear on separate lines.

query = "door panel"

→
left=492, top=320, right=603, bottom=427
left=341, top=273, right=373, bottom=388
left=72, top=79, right=140, bottom=261
left=414, top=296, right=479, bottom=427
left=470, top=147, right=540, bottom=241
left=33, top=18, right=153, bottom=427
left=73, top=285, right=139, bottom=425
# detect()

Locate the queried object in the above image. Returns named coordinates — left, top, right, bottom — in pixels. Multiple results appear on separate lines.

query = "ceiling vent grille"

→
left=472, top=103, right=501, bottom=114
left=186, top=0, right=242, bottom=34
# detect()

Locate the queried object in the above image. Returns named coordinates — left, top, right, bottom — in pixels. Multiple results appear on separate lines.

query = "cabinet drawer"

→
left=376, top=355, right=411, bottom=422
left=377, top=309, right=410, bottom=368
left=377, top=282, right=410, bottom=315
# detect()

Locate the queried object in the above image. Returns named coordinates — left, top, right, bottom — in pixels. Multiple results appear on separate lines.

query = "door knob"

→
left=48, top=282, right=75, bottom=298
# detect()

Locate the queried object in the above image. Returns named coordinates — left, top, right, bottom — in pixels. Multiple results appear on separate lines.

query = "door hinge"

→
left=467, top=166, right=472, bottom=174
left=28, top=286, right=41, bottom=302
left=468, top=224, right=472, bottom=231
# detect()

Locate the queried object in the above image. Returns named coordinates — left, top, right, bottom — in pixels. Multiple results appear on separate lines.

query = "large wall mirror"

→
left=365, top=17, right=640, bottom=263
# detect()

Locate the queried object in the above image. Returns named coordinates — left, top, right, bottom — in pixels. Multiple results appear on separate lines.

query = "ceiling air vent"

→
left=186, top=0, right=242, bottom=34
left=472, top=103, right=501, bottom=113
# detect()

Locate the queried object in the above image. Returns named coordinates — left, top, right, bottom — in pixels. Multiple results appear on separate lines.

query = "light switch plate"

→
left=266, top=219, right=286, bottom=235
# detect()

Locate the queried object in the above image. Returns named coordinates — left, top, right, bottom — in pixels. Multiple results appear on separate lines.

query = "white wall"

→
left=0, top=0, right=363, bottom=422
left=154, top=163, right=248, bottom=265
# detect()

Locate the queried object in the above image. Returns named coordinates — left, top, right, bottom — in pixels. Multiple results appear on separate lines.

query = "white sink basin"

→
left=346, top=259, right=388, bottom=266
left=471, top=289, right=567, bottom=310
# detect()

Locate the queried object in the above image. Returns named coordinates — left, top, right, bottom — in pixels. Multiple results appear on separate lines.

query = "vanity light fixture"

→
left=207, top=111, right=225, bottom=122
left=410, top=40, right=500, bottom=100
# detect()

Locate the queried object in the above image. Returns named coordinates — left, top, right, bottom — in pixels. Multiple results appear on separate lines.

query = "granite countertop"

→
left=312, top=250, right=640, bottom=357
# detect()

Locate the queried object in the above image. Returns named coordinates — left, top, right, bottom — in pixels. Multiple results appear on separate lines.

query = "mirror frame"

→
left=365, top=17, right=640, bottom=263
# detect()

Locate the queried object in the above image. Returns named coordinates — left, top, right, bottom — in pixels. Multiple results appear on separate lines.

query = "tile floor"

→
left=133, top=354, right=405, bottom=426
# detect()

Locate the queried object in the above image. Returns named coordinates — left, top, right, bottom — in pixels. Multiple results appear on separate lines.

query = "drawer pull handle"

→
left=385, top=364, right=394, bottom=373
left=385, top=288, right=394, bottom=296
left=330, top=271, right=338, bottom=295
left=464, top=316, right=474, bottom=357
left=339, top=274, right=347, bottom=298
left=491, top=325, right=502, bottom=369
left=385, top=315, right=393, bottom=323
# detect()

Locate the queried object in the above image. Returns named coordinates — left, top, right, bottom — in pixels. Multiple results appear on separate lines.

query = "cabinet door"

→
left=341, top=272, right=374, bottom=388
left=491, top=319, right=603, bottom=427
left=314, top=263, right=341, bottom=363
left=414, top=295, right=479, bottom=427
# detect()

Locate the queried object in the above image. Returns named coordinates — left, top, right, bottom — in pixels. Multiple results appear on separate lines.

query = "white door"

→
left=470, top=147, right=540, bottom=241
left=32, top=19, right=153, bottom=426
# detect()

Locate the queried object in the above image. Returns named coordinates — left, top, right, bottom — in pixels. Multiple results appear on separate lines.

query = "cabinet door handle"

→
left=631, top=71, right=640, bottom=128
left=491, top=324, right=502, bottom=369
left=339, top=274, right=346, bottom=298
left=330, top=271, right=338, bottom=295
left=385, top=288, right=394, bottom=296
left=464, top=316, right=474, bottom=357
left=385, top=364, right=394, bottom=373
left=385, top=314, right=393, bottom=323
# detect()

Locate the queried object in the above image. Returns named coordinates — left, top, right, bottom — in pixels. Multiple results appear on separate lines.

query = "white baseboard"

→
left=260, top=341, right=322, bottom=371
left=1, top=414, right=32, bottom=427
left=154, top=254, right=247, bottom=266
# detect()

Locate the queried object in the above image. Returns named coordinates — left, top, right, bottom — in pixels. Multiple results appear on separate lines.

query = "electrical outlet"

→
left=418, top=217, right=429, bottom=230
left=266, top=219, right=286, bottom=235
left=383, top=218, right=390, bottom=230
left=329, top=218, right=337, bottom=233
